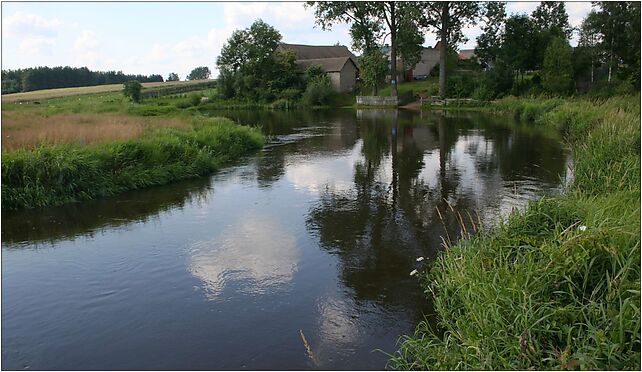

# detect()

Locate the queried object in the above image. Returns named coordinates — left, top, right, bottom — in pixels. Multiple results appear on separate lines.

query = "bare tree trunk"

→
left=390, top=2, right=398, bottom=97
left=439, top=2, right=449, bottom=98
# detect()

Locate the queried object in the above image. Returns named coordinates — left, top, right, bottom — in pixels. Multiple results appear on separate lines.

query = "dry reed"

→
left=1, top=112, right=190, bottom=151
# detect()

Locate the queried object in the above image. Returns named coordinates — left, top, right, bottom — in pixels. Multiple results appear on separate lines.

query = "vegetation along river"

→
left=2, top=109, right=571, bottom=370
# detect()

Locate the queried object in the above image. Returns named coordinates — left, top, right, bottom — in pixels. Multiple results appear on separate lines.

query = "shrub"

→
left=123, top=80, right=142, bottom=103
left=302, top=76, right=334, bottom=106
left=189, top=93, right=202, bottom=107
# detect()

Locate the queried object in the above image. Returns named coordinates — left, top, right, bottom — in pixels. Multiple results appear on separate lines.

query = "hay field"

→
left=1, top=79, right=215, bottom=103
left=1, top=111, right=190, bottom=151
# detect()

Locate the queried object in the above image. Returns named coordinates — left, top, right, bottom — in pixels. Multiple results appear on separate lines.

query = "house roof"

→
left=294, top=57, right=357, bottom=73
left=277, top=42, right=357, bottom=60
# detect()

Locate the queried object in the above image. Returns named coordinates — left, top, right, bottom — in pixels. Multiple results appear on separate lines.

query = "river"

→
left=1, top=109, right=570, bottom=370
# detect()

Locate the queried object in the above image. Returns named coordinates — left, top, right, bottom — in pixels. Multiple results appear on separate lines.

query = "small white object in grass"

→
left=579, top=225, right=587, bottom=231
left=410, top=269, right=418, bottom=276
left=416, top=257, right=425, bottom=262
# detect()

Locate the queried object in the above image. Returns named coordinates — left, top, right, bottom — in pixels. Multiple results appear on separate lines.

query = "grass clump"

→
left=390, top=95, right=641, bottom=370
left=2, top=117, right=263, bottom=210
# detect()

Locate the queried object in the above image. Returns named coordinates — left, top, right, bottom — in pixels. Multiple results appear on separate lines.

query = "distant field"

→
left=1, top=79, right=216, bottom=103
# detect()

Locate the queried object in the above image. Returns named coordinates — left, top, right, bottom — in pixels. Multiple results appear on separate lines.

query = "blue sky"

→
left=2, top=1, right=593, bottom=79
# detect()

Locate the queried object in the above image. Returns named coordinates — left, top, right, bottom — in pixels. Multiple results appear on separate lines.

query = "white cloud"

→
left=2, top=11, right=62, bottom=37
left=74, top=30, right=98, bottom=50
left=18, top=35, right=55, bottom=56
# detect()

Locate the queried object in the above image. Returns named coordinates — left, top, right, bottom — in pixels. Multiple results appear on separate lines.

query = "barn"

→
left=275, top=43, right=360, bottom=93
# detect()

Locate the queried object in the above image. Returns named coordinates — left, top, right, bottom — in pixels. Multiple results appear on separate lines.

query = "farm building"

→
left=275, top=43, right=360, bottom=93
left=387, top=41, right=478, bottom=81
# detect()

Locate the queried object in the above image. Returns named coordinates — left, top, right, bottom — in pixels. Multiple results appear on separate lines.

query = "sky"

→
left=1, top=1, right=594, bottom=79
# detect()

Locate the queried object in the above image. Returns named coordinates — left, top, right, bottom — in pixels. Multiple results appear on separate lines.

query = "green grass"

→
left=378, top=77, right=439, bottom=97
left=2, top=117, right=264, bottom=210
left=390, top=95, right=641, bottom=370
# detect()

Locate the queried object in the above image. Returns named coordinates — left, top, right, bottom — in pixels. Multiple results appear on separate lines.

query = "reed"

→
left=390, top=95, right=641, bottom=370
left=2, top=117, right=263, bottom=210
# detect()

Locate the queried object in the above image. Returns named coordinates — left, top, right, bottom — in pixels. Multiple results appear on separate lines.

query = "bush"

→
left=189, top=93, right=202, bottom=107
left=302, top=76, right=334, bottom=106
left=446, top=75, right=477, bottom=98
left=279, top=88, right=301, bottom=100
left=123, top=80, right=142, bottom=103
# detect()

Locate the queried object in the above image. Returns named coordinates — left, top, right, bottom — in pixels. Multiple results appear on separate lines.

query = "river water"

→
left=2, top=109, right=570, bottom=370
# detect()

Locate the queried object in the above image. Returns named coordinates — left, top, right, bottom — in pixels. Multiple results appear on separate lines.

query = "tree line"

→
left=1, top=67, right=164, bottom=94
left=306, top=1, right=639, bottom=98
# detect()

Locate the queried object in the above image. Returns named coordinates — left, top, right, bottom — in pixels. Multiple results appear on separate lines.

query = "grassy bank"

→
left=2, top=117, right=263, bottom=210
left=391, top=95, right=641, bottom=370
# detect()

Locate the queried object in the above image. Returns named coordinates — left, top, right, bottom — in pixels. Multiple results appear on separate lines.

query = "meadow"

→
left=1, top=86, right=264, bottom=210
left=390, top=95, right=641, bottom=370
left=1, top=79, right=215, bottom=103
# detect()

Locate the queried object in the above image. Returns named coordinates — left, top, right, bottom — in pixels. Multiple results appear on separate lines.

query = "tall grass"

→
left=2, top=117, right=263, bottom=210
left=1, top=112, right=190, bottom=151
left=390, top=95, right=641, bottom=370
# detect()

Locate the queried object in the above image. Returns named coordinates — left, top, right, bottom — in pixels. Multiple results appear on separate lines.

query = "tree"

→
left=167, top=72, right=179, bottom=81
left=530, top=2, right=573, bottom=70
left=418, top=2, right=481, bottom=97
left=590, top=1, right=641, bottom=86
left=306, top=2, right=382, bottom=53
left=123, top=80, right=142, bottom=103
left=475, top=2, right=506, bottom=68
left=396, top=12, right=425, bottom=79
left=542, top=37, right=574, bottom=95
left=574, top=11, right=603, bottom=85
left=531, top=1, right=573, bottom=39
left=216, top=19, right=283, bottom=100
left=187, top=66, right=211, bottom=80
left=503, top=14, right=537, bottom=84
left=359, top=48, right=389, bottom=95
left=306, top=1, right=423, bottom=97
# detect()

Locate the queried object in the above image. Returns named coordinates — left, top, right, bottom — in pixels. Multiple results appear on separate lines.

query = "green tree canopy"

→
left=167, top=72, right=179, bottom=81
left=187, top=66, right=211, bottom=80
left=122, top=80, right=142, bottom=103
left=475, top=2, right=506, bottom=68
left=418, top=1, right=482, bottom=97
left=542, top=37, right=574, bottom=95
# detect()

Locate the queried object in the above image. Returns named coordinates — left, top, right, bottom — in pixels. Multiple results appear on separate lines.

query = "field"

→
left=1, top=79, right=215, bottom=103
left=391, top=95, right=641, bottom=370
left=1, top=82, right=264, bottom=210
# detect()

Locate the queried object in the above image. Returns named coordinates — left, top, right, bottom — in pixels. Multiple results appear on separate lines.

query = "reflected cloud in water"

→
left=188, top=214, right=299, bottom=300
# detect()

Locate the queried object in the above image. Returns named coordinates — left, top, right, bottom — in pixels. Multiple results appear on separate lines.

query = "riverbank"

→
left=2, top=117, right=263, bottom=210
left=390, top=95, right=641, bottom=370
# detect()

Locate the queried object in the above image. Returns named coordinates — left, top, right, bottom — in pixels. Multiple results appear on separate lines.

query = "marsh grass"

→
left=1, top=112, right=190, bottom=151
left=2, top=117, right=263, bottom=210
left=390, top=95, right=641, bottom=370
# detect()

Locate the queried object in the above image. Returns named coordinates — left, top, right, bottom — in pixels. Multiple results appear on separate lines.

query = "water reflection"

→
left=1, top=177, right=212, bottom=246
left=2, top=108, right=570, bottom=370
left=188, top=214, right=299, bottom=300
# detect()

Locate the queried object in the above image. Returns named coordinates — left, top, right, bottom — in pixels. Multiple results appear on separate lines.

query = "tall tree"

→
left=418, top=2, right=481, bottom=97
left=306, top=2, right=382, bottom=53
left=531, top=1, right=573, bottom=39
left=307, top=1, right=423, bottom=97
left=475, top=2, right=506, bottom=68
left=167, top=72, right=179, bottom=81
left=503, top=14, right=537, bottom=83
left=542, top=37, right=574, bottom=94
left=575, top=11, right=602, bottom=84
left=530, top=2, right=573, bottom=70
left=591, top=1, right=641, bottom=85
